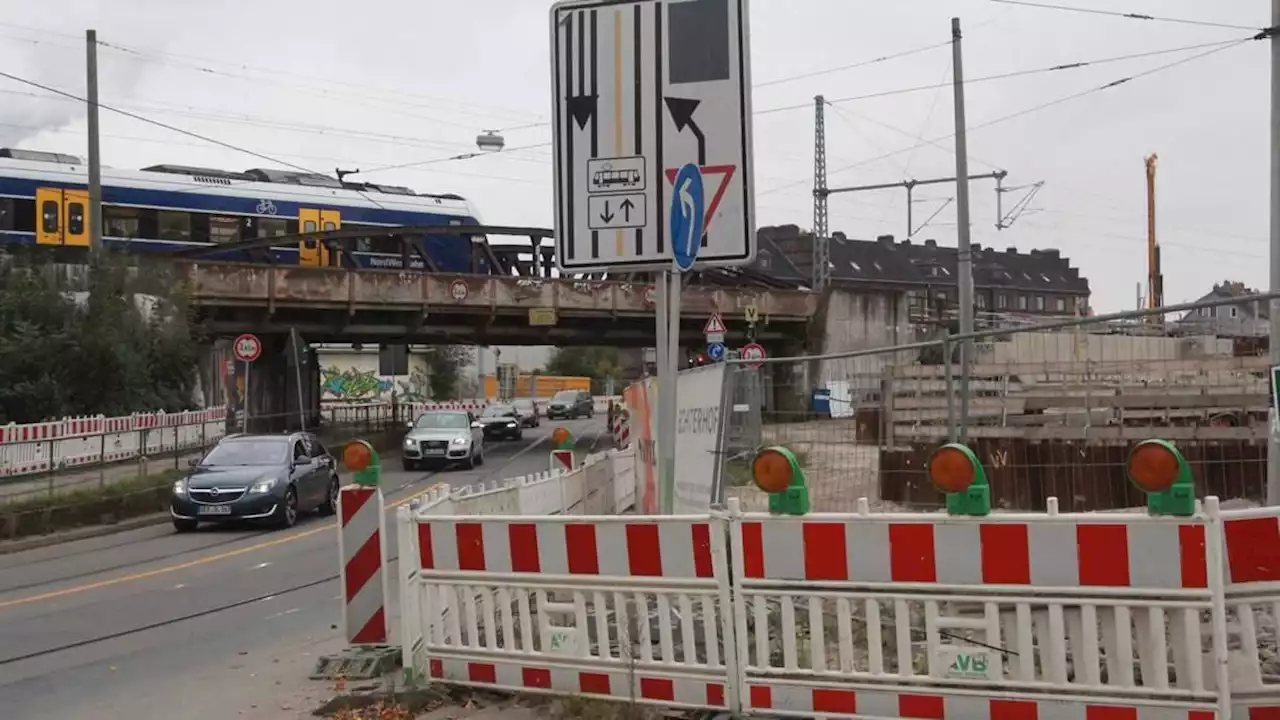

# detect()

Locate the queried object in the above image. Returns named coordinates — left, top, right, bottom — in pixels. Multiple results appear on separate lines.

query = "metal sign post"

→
left=551, top=0, right=756, bottom=516
left=233, top=333, right=262, bottom=432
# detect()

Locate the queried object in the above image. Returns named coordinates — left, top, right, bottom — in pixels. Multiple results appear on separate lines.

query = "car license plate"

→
left=424, top=448, right=446, bottom=456
left=197, top=505, right=232, bottom=515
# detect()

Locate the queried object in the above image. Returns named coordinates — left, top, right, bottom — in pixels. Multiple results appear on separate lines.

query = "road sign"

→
left=707, top=342, right=726, bottom=362
left=670, top=163, right=705, bottom=270
left=529, top=307, right=558, bottom=326
left=744, top=301, right=760, bottom=324
left=550, top=0, right=755, bottom=272
left=449, top=279, right=469, bottom=302
left=703, top=313, right=727, bottom=335
left=233, top=333, right=262, bottom=363
left=550, top=449, right=577, bottom=474
left=740, top=342, right=766, bottom=368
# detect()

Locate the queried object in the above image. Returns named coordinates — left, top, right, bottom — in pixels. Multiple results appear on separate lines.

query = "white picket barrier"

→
left=396, top=493, right=1280, bottom=718
left=0, top=407, right=228, bottom=478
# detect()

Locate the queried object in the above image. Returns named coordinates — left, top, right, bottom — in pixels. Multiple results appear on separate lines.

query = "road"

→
left=0, top=417, right=606, bottom=719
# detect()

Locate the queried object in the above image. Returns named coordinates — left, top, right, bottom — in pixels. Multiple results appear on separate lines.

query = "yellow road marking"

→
left=0, top=479, right=451, bottom=611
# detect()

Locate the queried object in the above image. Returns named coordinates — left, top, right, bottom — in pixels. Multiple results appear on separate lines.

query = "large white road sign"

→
left=551, top=0, right=756, bottom=273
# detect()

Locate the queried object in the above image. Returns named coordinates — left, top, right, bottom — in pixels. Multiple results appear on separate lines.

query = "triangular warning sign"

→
left=665, top=165, right=736, bottom=234
left=550, top=449, right=576, bottom=473
left=703, top=313, right=727, bottom=334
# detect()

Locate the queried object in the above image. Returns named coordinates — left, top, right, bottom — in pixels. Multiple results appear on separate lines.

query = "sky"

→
left=0, top=0, right=1270, bottom=313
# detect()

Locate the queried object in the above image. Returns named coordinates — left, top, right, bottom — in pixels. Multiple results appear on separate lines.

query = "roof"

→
left=750, top=225, right=1090, bottom=294
left=1184, top=281, right=1268, bottom=320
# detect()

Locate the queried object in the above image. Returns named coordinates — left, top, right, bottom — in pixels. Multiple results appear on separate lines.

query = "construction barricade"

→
left=391, top=437, right=1280, bottom=718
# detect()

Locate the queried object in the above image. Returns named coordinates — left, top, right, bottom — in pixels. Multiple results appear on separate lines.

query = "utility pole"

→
left=812, top=95, right=830, bottom=292
left=1269, top=0, right=1280, bottom=505
left=1144, top=154, right=1163, bottom=324
left=951, top=17, right=974, bottom=440
left=824, top=171, right=1007, bottom=239
left=86, top=29, right=103, bottom=251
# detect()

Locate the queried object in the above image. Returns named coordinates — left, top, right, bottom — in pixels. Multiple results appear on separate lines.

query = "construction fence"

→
left=720, top=293, right=1276, bottom=513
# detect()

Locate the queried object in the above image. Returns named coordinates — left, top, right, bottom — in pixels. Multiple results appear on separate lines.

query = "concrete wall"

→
left=976, top=331, right=1234, bottom=368
left=815, top=289, right=921, bottom=397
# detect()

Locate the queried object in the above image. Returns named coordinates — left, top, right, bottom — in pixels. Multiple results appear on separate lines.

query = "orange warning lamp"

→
left=750, top=446, right=808, bottom=516
left=926, top=443, right=989, bottom=516
left=342, top=439, right=380, bottom=487
left=551, top=427, right=573, bottom=450
left=1126, top=439, right=1194, bottom=516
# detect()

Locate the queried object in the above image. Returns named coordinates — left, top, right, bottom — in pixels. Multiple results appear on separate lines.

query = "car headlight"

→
left=249, top=475, right=279, bottom=494
left=172, top=480, right=186, bottom=496
left=451, top=437, right=469, bottom=445
left=505, top=420, right=517, bottom=427
left=404, top=437, right=416, bottom=447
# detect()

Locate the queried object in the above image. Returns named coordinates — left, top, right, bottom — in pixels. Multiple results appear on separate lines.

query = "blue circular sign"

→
left=707, top=342, right=726, bottom=362
left=669, top=163, right=705, bottom=271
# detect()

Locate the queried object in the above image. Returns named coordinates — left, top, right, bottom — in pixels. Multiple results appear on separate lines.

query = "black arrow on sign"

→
left=664, top=97, right=706, bottom=165
left=600, top=200, right=615, bottom=224
left=620, top=198, right=635, bottom=222
left=568, top=94, right=598, bottom=131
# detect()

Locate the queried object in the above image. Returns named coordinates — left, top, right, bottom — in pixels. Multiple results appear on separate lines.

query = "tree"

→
left=546, top=346, right=621, bottom=382
left=423, top=345, right=474, bottom=400
left=0, top=251, right=199, bottom=424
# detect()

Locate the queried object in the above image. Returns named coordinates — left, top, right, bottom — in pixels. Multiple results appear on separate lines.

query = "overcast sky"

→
left=0, top=0, right=1268, bottom=312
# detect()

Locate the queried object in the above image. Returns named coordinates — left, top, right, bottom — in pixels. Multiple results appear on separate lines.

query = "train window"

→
left=67, top=202, right=85, bottom=235
left=257, top=218, right=288, bottom=237
left=9, top=199, right=33, bottom=232
left=302, top=220, right=317, bottom=233
left=157, top=211, right=190, bottom=241
left=0, top=198, right=12, bottom=231
left=41, top=200, right=58, bottom=233
left=322, top=221, right=336, bottom=232
left=104, top=207, right=140, bottom=238
left=209, top=216, right=240, bottom=243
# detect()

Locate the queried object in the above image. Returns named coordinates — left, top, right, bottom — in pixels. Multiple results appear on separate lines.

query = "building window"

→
left=1199, top=307, right=1210, bottom=317
left=1229, top=306, right=1239, bottom=319
left=1035, top=296, right=1045, bottom=312
left=1054, top=297, right=1066, bottom=312
left=157, top=211, right=190, bottom=241
left=996, top=294, right=1008, bottom=309
left=976, top=294, right=987, bottom=309
left=1017, top=295, right=1028, bottom=310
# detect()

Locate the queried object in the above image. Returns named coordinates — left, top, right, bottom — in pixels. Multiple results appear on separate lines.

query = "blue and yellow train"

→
left=0, top=148, right=486, bottom=272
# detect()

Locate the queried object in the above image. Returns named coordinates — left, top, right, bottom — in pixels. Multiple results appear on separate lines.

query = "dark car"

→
left=546, top=390, right=594, bottom=420
left=170, top=433, right=340, bottom=532
left=477, top=404, right=524, bottom=441
left=512, top=398, right=540, bottom=428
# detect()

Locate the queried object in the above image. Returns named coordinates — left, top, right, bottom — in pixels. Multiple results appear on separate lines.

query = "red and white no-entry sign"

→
left=549, top=449, right=576, bottom=474
left=233, top=333, right=262, bottom=363
left=740, top=342, right=766, bottom=368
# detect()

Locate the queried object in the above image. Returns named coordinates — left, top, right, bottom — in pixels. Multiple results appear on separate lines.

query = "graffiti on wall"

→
left=321, top=367, right=393, bottom=400
left=395, top=368, right=432, bottom=403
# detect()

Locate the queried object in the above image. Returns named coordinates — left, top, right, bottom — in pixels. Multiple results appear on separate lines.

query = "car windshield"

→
left=513, top=399, right=534, bottom=410
left=482, top=405, right=515, bottom=418
left=414, top=412, right=470, bottom=429
left=552, top=391, right=577, bottom=402
left=201, top=439, right=288, bottom=466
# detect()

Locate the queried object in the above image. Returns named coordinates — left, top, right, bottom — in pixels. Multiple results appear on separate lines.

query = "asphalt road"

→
left=0, top=417, right=606, bottom=720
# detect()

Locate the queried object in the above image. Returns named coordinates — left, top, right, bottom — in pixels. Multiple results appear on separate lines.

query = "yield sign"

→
left=703, top=313, right=727, bottom=335
left=665, top=165, right=736, bottom=234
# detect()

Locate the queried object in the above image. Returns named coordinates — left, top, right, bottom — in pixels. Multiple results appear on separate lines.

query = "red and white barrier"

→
left=611, top=406, right=630, bottom=448
left=394, top=494, right=1280, bottom=719
left=338, top=485, right=390, bottom=646
left=0, top=407, right=228, bottom=477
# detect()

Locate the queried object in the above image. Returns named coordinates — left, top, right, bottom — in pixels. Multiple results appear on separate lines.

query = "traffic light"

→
left=926, top=443, right=990, bottom=517
left=1126, top=439, right=1195, bottom=516
left=751, top=446, right=809, bottom=516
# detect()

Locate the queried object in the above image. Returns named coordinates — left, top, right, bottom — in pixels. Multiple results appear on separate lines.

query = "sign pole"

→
left=654, top=271, right=671, bottom=514
left=243, top=359, right=251, bottom=433
left=659, top=268, right=682, bottom=514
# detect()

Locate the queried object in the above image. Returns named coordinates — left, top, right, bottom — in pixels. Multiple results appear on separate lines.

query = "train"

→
left=0, top=148, right=488, bottom=272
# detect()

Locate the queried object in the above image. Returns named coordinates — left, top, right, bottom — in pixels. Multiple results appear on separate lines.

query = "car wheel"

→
left=402, top=458, right=416, bottom=472
left=173, top=517, right=198, bottom=533
left=463, top=448, right=477, bottom=470
left=475, top=444, right=484, bottom=466
left=318, top=475, right=339, bottom=516
left=516, top=429, right=524, bottom=441
left=274, top=486, right=299, bottom=529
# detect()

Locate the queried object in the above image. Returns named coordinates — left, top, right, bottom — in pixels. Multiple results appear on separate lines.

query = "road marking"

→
left=0, top=432, right=571, bottom=611
left=251, top=562, right=271, bottom=570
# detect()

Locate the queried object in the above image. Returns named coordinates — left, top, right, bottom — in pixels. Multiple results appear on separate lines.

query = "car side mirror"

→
left=405, top=421, right=414, bottom=430
left=187, top=457, right=200, bottom=468
left=471, top=422, right=482, bottom=429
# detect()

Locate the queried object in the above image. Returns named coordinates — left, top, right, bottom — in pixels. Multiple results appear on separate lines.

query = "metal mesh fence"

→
left=721, top=292, right=1273, bottom=513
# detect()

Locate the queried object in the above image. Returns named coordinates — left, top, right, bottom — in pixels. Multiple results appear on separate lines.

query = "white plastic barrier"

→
left=397, top=494, right=1280, bottom=719
left=326, top=397, right=624, bottom=425
left=0, top=408, right=228, bottom=478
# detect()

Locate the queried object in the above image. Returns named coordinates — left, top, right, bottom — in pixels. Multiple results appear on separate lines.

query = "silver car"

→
left=402, top=410, right=484, bottom=471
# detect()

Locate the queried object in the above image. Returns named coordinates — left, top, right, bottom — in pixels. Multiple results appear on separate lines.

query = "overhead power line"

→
left=760, top=34, right=1256, bottom=196
left=0, top=69, right=391, bottom=209
left=989, top=0, right=1263, bottom=32
left=754, top=39, right=951, bottom=88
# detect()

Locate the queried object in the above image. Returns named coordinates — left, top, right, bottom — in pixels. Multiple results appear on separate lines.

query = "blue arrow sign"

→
left=669, top=163, right=705, bottom=271
left=706, top=342, right=726, bottom=362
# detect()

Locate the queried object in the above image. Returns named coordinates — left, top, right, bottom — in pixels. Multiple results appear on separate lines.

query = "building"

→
left=754, top=225, right=1091, bottom=325
left=1171, top=281, right=1268, bottom=338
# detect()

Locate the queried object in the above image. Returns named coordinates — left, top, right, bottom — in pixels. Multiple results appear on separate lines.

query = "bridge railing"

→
left=395, top=495, right=1280, bottom=718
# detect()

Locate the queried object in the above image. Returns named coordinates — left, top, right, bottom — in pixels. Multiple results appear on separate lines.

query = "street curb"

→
left=0, top=512, right=171, bottom=555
